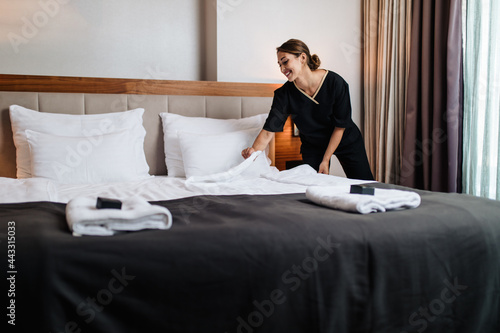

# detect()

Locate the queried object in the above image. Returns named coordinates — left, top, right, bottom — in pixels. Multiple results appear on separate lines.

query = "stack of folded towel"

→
left=66, top=197, right=173, bottom=236
left=306, top=185, right=421, bottom=214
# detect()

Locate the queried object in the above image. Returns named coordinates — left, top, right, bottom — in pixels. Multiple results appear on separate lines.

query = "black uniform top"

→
left=263, top=70, right=361, bottom=155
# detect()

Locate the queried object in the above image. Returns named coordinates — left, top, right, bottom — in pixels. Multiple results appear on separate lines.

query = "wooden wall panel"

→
left=274, top=118, right=302, bottom=170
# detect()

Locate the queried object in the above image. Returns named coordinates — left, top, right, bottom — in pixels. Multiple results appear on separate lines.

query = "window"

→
left=462, top=0, right=500, bottom=200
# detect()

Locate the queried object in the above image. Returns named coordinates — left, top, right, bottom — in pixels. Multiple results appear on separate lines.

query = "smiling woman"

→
left=277, top=39, right=321, bottom=82
left=242, top=39, right=374, bottom=180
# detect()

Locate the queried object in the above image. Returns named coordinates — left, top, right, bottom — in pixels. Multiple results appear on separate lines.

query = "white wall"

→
left=0, top=1, right=362, bottom=88
left=0, top=0, right=203, bottom=80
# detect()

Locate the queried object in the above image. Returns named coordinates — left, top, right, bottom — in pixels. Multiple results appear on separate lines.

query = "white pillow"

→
left=9, top=105, right=149, bottom=179
left=178, top=128, right=262, bottom=178
left=159, top=113, right=267, bottom=177
left=26, top=129, right=150, bottom=184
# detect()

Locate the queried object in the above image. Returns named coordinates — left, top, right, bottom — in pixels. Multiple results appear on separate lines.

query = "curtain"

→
left=400, top=0, right=463, bottom=192
left=363, top=0, right=412, bottom=184
left=462, top=0, right=500, bottom=200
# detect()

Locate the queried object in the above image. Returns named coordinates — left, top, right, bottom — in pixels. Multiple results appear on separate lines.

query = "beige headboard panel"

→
left=0, top=75, right=281, bottom=178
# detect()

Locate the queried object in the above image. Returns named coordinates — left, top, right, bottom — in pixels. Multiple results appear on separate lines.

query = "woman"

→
left=241, top=39, right=374, bottom=180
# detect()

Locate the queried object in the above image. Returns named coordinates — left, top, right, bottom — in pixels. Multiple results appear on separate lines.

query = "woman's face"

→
left=277, top=51, right=305, bottom=82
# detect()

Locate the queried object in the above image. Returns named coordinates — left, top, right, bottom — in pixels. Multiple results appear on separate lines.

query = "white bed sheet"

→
left=0, top=177, right=58, bottom=203
left=1, top=163, right=374, bottom=204
left=54, top=175, right=308, bottom=203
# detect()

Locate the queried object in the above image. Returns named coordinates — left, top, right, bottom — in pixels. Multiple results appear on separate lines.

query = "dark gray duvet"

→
left=1, top=183, right=499, bottom=333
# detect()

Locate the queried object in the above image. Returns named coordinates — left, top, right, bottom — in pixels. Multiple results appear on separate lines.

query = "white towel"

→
left=66, top=197, right=173, bottom=236
left=306, top=185, right=421, bottom=214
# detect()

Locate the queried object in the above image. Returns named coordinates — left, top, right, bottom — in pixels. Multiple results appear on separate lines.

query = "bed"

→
left=0, top=74, right=499, bottom=333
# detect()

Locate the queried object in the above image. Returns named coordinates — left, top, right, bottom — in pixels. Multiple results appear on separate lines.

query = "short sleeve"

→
left=263, top=87, right=289, bottom=132
left=332, top=78, right=353, bottom=128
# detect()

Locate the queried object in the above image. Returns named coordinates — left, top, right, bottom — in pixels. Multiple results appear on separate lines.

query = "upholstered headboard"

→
left=0, top=75, right=281, bottom=178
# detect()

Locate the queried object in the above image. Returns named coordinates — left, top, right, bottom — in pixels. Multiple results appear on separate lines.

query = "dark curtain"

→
left=400, top=0, right=463, bottom=192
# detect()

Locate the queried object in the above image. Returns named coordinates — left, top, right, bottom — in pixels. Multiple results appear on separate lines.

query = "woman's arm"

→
left=241, top=129, right=275, bottom=159
left=318, top=127, right=346, bottom=174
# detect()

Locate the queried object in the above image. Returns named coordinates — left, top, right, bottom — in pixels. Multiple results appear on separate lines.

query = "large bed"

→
left=1, top=75, right=499, bottom=333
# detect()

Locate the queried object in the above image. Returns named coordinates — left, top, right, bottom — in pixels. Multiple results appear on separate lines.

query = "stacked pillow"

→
left=9, top=105, right=151, bottom=184
left=159, top=113, right=268, bottom=178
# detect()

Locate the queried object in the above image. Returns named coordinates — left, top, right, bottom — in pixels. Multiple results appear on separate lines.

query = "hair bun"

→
left=310, top=54, right=321, bottom=70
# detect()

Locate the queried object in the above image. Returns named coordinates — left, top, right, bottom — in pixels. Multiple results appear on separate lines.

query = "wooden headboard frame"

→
left=0, top=74, right=301, bottom=177
left=0, top=74, right=280, bottom=97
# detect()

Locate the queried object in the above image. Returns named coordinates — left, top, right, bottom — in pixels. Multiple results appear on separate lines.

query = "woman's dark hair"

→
left=277, top=39, right=321, bottom=70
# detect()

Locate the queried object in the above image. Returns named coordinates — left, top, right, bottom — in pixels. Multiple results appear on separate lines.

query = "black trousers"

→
left=302, top=136, right=374, bottom=181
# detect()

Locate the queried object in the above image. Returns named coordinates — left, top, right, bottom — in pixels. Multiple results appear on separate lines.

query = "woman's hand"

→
left=241, top=147, right=256, bottom=159
left=242, top=129, right=274, bottom=159
left=319, top=127, right=345, bottom=175
left=318, top=160, right=330, bottom=174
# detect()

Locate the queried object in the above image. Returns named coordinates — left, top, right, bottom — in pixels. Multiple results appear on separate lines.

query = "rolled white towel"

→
left=66, top=197, right=173, bottom=236
left=306, top=185, right=421, bottom=214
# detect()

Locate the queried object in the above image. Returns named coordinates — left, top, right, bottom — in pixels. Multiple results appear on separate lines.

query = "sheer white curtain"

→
left=462, top=0, right=500, bottom=200
left=363, top=0, right=412, bottom=183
